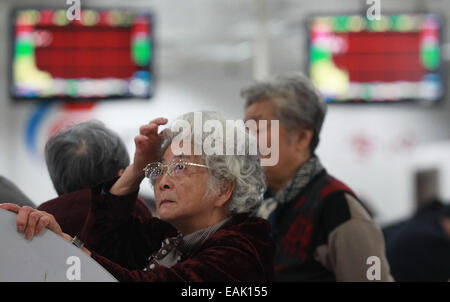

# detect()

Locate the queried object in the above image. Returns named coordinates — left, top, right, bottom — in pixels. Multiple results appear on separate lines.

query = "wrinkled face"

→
left=244, top=99, right=299, bottom=189
left=152, top=146, right=218, bottom=228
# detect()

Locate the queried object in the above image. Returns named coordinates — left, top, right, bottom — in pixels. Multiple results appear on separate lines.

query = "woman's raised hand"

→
left=133, top=117, right=168, bottom=175
left=109, top=117, right=168, bottom=196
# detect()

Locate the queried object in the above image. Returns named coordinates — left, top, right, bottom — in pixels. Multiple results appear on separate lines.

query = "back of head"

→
left=241, top=72, right=327, bottom=153
left=45, top=120, right=130, bottom=196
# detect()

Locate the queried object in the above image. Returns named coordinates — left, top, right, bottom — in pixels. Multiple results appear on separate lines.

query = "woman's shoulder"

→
left=227, top=212, right=271, bottom=228
left=212, top=213, right=272, bottom=245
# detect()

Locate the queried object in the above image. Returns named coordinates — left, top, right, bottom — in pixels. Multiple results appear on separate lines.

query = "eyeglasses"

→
left=143, top=159, right=209, bottom=182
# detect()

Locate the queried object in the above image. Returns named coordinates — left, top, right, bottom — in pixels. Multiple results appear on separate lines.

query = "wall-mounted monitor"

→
left=10, top=8, right=154, bottom=100
left=307, top=14, right=444, bottom=103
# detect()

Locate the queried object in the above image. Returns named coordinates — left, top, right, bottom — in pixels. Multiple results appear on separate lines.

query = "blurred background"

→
left=0, top=0, right=449, bottom=227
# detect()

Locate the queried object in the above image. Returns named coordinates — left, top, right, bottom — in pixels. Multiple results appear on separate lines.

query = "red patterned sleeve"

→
left=79, top=181, right=174, bottom=270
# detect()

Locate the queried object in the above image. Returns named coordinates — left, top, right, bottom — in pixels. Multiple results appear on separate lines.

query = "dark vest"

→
left=272, top=170, right=358, bottom=281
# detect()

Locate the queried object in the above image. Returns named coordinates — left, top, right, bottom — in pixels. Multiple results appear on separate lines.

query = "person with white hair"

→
left=0, top=112, right=275, bottom=282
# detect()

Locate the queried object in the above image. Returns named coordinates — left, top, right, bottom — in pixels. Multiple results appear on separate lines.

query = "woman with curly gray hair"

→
left=158, top=111, right=266, bottom=215
left=2, top=111, right=275, bottom=282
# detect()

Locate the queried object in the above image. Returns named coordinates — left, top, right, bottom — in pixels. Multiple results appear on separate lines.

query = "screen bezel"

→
left=9, top=6, right=156, bottom=102
left=304, top=13, right=446, bottom=105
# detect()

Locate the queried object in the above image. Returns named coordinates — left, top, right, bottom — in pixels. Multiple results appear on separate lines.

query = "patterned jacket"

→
left=270, top=169, right=393, bottom=281
left=78, top=182, right=275, bottom=281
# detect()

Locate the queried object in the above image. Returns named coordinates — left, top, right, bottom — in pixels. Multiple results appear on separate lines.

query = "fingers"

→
left=16, top=206, right=34, bottom=233
left=140, top=123, right=158, bottom=137
left=7, top=205, right=60, bottom=240
left=134, top=135, right=151, bottom=153
left=139, top=124, right=154, bottom=136
left=24, top=211, right=39, bottom=239
left=35, top=215, right=51, bottom=236
left=0, top=204, right=44, bottom=239
left=0, top=203, right=22, bottom=213
left=16, top=207, right=52, bottom=239
left=159, top=128, right=170, bottom=139
left=140, top=118, right=168, bottom=136
left=134, top=135, right=149, bottom=146
left=149, top=117, right=168, bottom=126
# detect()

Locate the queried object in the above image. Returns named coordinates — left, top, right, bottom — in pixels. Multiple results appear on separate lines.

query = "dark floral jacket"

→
left=78, top=182, right=275, bottom=282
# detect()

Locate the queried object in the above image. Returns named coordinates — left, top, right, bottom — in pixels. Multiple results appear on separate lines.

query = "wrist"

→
left=62, top=233, right=72, bottom=242
left=81, top=246, right=91, bottom=257
left=67, top=235, right=91, bottom=257
left=110, top=164, right=144, bottom=196
left=129, top=163, right=146, bottom=179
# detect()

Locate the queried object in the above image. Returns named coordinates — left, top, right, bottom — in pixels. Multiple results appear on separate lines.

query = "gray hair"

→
left=158, top=111, right=266, bottom=215
left=45, top=120, right=130, bottom=196
left=241, top=73, right=327, bottom=153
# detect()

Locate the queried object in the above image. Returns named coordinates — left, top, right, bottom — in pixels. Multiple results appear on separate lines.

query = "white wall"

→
left=0, top=0, right=449, bottom=226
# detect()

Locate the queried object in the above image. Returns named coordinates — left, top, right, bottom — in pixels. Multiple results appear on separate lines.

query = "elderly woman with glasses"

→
left=0, top=112, right=275, bottom=282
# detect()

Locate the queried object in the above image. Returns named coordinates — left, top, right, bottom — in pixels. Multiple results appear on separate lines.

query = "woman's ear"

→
left=214, top=180, right=235, bottom=208
left=295, top=128, right=314, bottom=153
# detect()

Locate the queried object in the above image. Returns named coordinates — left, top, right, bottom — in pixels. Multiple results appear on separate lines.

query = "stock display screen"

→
left=308, top=14, right=444, bottom=103
left=11, top=8, right=154, bottom=100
